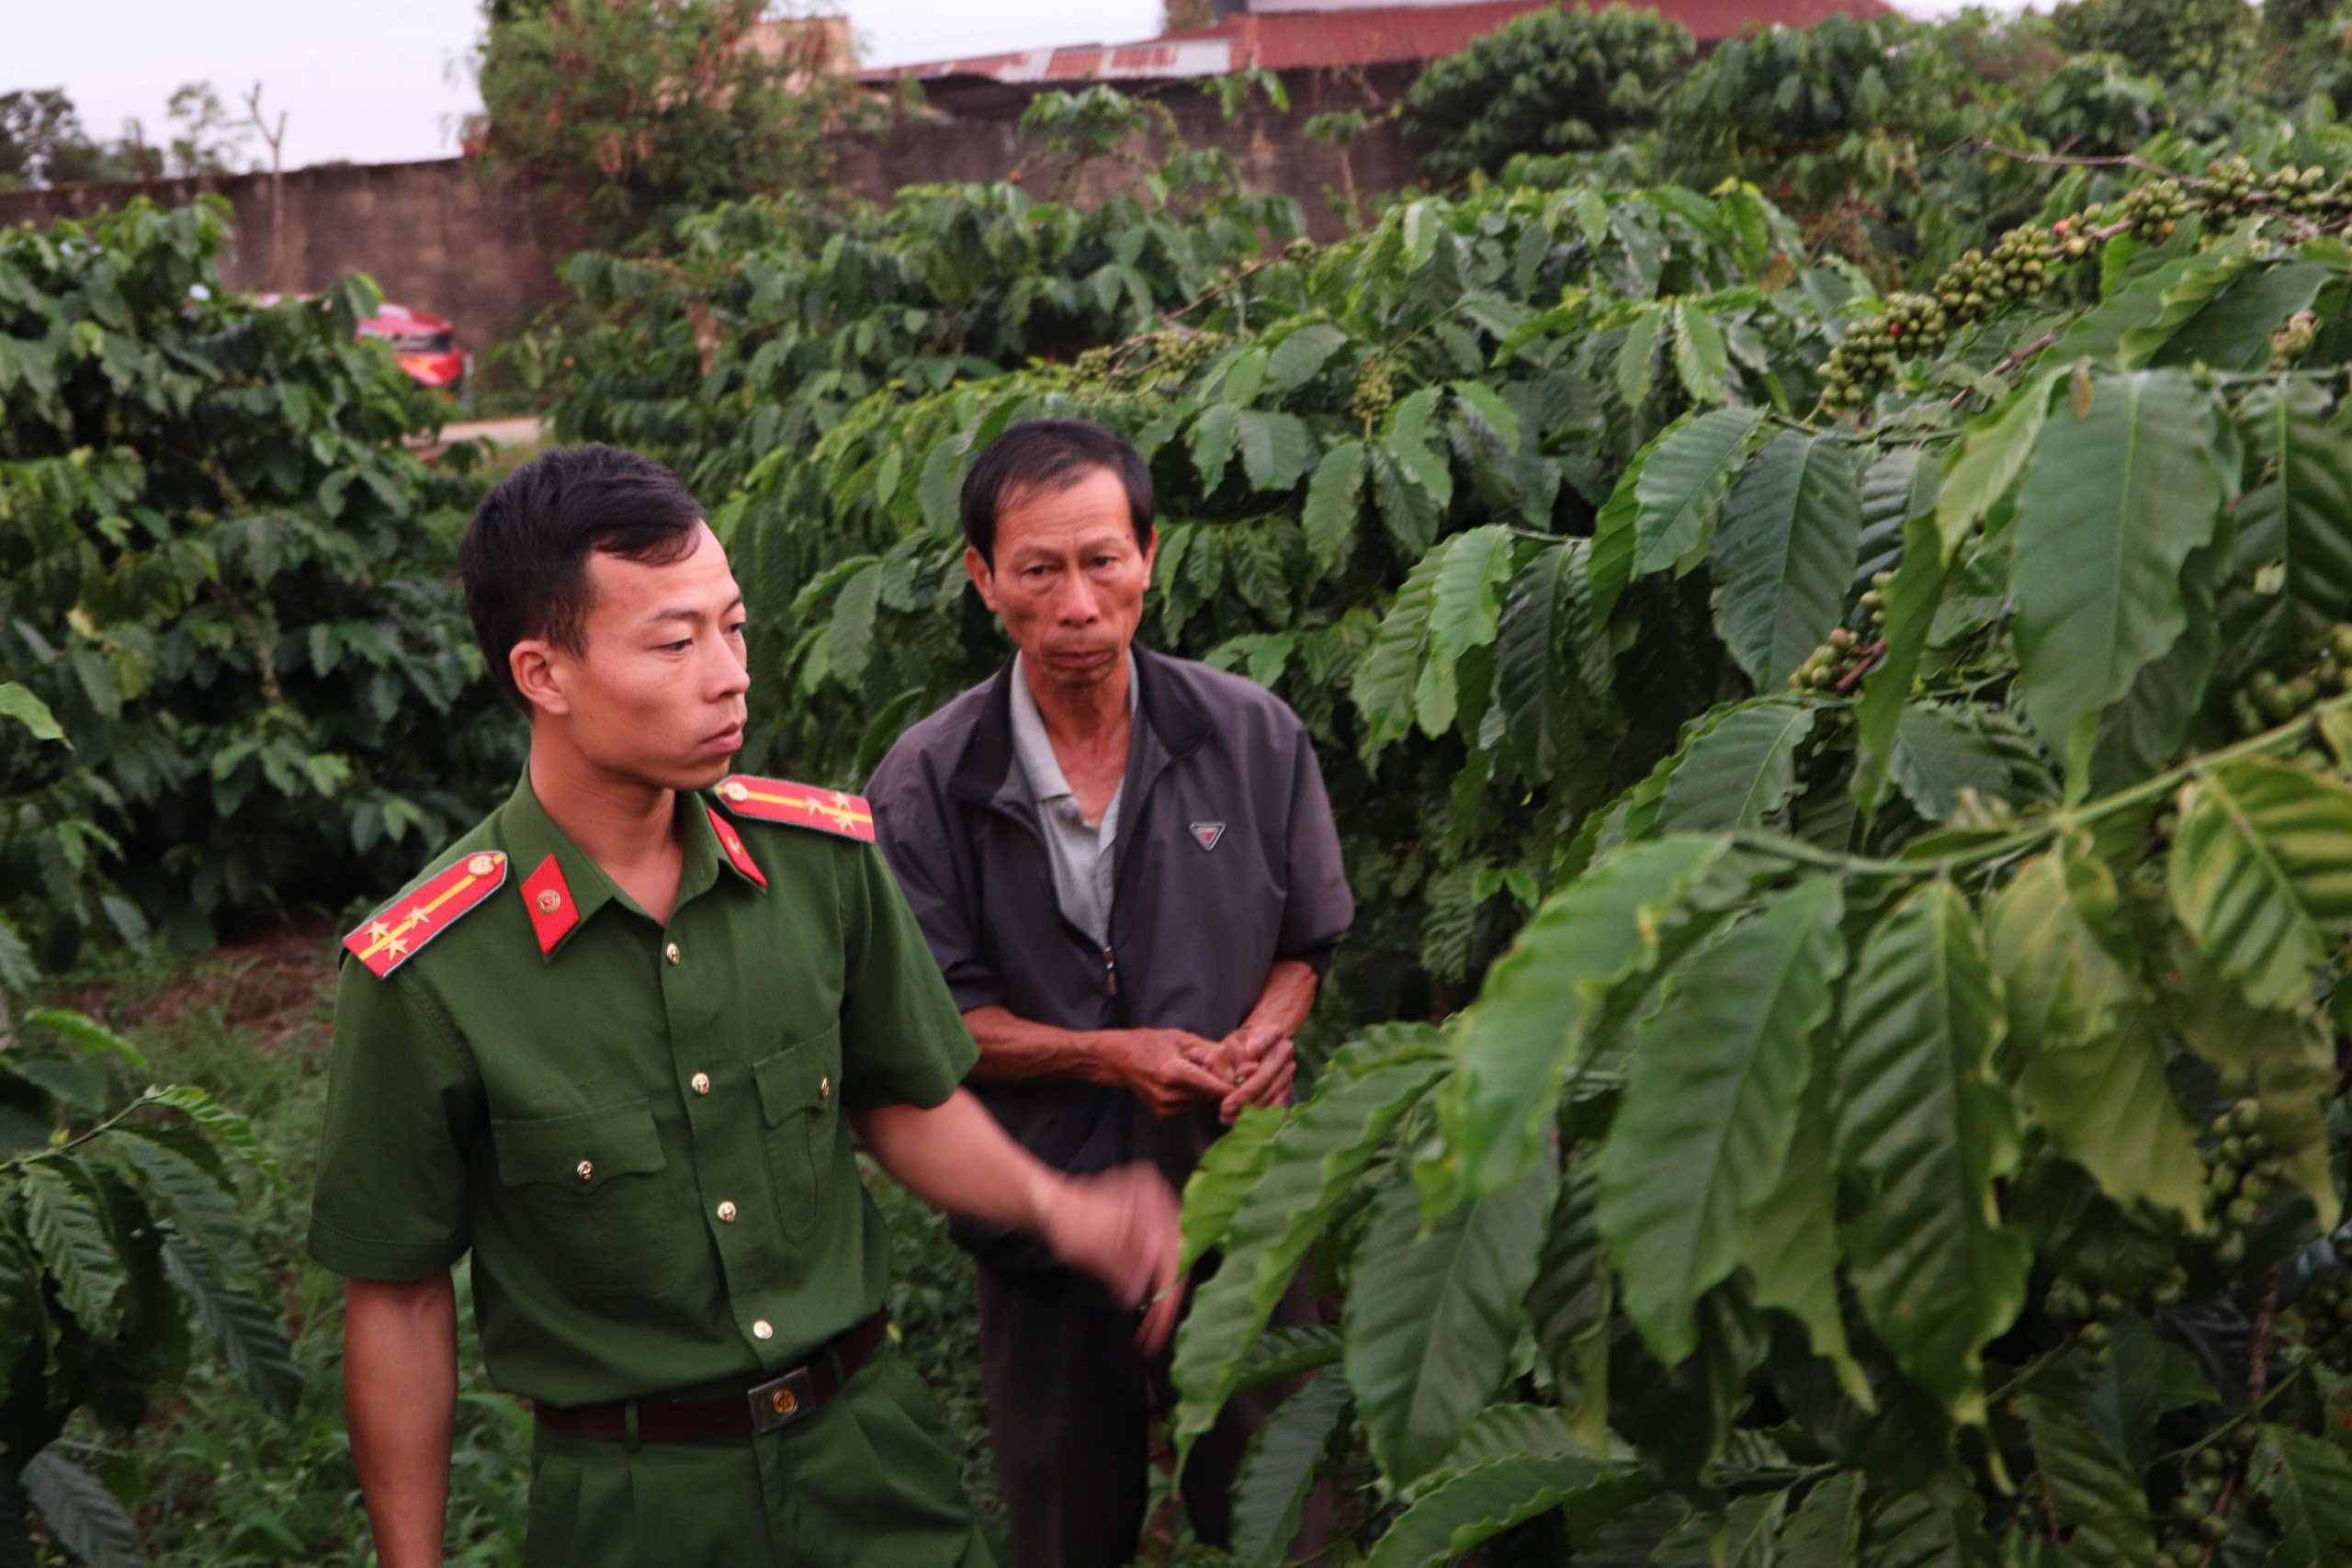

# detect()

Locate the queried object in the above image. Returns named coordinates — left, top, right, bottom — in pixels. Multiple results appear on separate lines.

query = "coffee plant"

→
left=525, top=99, right=2352, bottom=1554
left=1403, top=4, right=1696, bottom=179
left=0, top=198, right=519, bottom=961
left=1159, top=154, right=2352, bottom=1563
left=2051, top=0, right=2254, bottom=85
left=544, top=121, right=1302, bottom=508
left=0, top=999, right=292, bottom=1566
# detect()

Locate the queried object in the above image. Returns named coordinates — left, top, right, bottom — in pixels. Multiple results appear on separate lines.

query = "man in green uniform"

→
left=308, top=444, right=1182, bottom=1568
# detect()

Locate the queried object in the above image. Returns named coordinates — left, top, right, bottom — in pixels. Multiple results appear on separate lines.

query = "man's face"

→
left=967, top=467, right=1156, bottom=695
left=531, top=521, right=751, bottom=792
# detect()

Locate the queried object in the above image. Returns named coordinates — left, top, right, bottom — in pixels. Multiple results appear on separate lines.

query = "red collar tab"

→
left=345, top=851, right=509, bottom=978
left=707, top=805, right=768, bottom=887
left=714, top=775, right=876, bottom=843
left=520, top=853, right=580, bottom=955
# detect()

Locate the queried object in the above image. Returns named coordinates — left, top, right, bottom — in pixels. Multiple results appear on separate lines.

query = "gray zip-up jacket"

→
left=865, top=646, right=1355, bottom=1276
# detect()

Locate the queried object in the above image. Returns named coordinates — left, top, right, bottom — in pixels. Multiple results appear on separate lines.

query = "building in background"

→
left=861, top=0, right=1896, bottom=119
left=745, top=13, right=857, bottom=87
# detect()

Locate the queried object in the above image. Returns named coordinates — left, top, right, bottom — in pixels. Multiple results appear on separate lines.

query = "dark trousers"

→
left=975, top=1264, right=1325, bottom=1568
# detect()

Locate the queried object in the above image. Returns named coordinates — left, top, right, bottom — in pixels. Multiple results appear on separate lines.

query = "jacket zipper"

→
left=978, top=793, right=1124, bottom=1004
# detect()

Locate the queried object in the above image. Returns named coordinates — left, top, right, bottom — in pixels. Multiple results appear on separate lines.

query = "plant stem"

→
left=2248, top=1264, right=2281, bottom=1408
left=1729, top=693, right=2352, bottom=882
left=8, top=1090, right=169, bottom=1168
left=1947, top=330, right=2063, bottom=411
left=1963, top=139, right=2190, bottom=182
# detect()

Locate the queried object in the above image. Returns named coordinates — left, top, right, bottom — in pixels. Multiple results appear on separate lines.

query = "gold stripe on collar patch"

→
left=345, top=852, right=509, bottom=977
left=714, top=776, right=876, bottom=843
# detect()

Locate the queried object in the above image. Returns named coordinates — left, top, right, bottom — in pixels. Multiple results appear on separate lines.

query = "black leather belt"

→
left=536, top=1309, right=890, bottom=1443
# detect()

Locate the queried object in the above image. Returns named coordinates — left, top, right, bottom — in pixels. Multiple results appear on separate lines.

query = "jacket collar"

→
left=948, top=644, right=1209, bottom=815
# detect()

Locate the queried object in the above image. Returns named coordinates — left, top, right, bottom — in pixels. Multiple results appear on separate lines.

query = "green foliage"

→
left=1671, top=16, right=1949, bottom=148
left=383, top=35, right=2352, bottom=1568
left=545, top=142, right=1299, bottom=509
left=2016, top=54, right=2175, bottom=157
left=38, top=951, right=529, bottom=1567
left=2051, top=0, right=2254, bottom=85
left=0, top=997, right=293, bottom=1565
left=475, top=0, right=877, bottom=243
left=1405, top=5, right=1696, bottom=179
left=0, top=198, right=518, bottom=961
left=0, top=89, right=140, bottom=188
left=1135, top=152, right=2352, bottom=1563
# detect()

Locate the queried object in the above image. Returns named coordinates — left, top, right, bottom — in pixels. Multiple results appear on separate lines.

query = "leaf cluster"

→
left=473, top=0, right=884, bottom=245
left=543, top=141, right=1302, bottom=508
left=2051, top=0, right=2256, bottom=85
left=0, top=198, right=519, bottom=964
left=1404, top=4, right=1696, bottom=180
left=0, top=1004, right=294, bottom=1564
left=1160, top=164, right=2352, bottom=1563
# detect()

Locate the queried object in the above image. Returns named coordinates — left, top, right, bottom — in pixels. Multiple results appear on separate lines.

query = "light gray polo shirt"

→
left=1006, top=651, right=1136, bottom=947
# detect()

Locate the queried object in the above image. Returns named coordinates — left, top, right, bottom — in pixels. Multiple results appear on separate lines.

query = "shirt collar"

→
left=1007, top=649, right=1136, bottom=806
left=497, top=768, right=735, bottom=960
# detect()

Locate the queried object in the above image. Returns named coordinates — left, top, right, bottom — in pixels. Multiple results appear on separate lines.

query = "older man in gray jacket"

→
left=865, top=418, right=1353, bottom=1568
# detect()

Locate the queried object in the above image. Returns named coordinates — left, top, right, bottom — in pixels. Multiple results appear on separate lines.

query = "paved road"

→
left=437, top=414, right=548, bottom=447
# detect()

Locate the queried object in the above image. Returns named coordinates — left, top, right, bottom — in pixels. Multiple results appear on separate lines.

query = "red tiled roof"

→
left=865, top=0, right=1899, bottom=85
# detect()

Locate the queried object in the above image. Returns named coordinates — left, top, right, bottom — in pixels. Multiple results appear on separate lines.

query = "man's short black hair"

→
left=458, top=443, right=707, bottom=710
left=959, top=419, right=1155, bottom=566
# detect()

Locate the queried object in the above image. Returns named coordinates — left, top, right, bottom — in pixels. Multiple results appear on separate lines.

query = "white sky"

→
left=11, top=0, right=2030, bottom=173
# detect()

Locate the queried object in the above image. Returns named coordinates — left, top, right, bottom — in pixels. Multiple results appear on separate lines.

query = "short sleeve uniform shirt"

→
left=307, top=772, right=977, bottom=1407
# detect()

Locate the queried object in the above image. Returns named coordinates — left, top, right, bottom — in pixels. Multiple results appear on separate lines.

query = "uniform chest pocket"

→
left=491, top=1100, right=680, bottom=1296
left=753, top=1025, right=842, bottom=1242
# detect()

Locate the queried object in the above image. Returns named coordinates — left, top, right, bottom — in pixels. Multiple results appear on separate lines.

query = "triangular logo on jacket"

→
left=1190, top=821, right=1225, bottom=852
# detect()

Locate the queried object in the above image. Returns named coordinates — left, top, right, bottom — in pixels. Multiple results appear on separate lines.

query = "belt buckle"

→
left=748, top=1365, right=817, bottom=1434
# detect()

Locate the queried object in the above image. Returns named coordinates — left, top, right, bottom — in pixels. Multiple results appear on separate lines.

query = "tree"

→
left=474, top=0, right=877, bottom=245
left=0, top=90, right=84, bottom=186
left=242, top=82, right=289, bottom=288
left=0, top=89, right=136, bottom=188
left=159, top=81, right=252, bottom=176
left=1, top=198, right=511, bottom=961
left=1405, top=4, right=1695, bottom=178
left=2051, top=0, right=2254, bottom=82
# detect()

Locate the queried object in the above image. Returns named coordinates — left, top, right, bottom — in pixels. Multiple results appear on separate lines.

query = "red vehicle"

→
left=358, top=302, right=467, bottom=399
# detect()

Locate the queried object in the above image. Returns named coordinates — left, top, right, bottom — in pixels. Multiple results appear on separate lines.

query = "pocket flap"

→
left=492, top=1100, right=666, bottom=1191
left=754, top=1026, right=842, bottom=1126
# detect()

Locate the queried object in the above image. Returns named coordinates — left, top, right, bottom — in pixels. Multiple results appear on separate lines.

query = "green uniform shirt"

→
left=307, top=772, right=978, bottom=1408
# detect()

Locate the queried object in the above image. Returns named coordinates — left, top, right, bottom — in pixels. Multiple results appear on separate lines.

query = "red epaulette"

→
left=343, top=850, right=511, bottom=978
left=713, top=775, right=876, bottom=843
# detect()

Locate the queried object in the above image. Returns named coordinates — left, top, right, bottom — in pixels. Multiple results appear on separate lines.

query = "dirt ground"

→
left=55, top=926, right=338, bottom=1060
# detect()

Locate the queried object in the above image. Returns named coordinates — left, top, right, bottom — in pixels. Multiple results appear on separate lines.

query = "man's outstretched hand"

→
left=1039, top=1162, right=1186, bottom=1352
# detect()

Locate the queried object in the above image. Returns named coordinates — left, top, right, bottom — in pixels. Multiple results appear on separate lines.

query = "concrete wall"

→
left=0, top=159, right=585, bottom=356
left=0, top=73, right=1425, bottom=352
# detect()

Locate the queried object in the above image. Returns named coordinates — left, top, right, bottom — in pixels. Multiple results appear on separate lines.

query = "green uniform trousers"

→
left=522, top=1344, right=992, bottom=1568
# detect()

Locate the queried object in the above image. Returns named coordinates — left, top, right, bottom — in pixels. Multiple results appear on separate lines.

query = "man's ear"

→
left=1139, top=526, right=1157, bottom=582
left=964, top=546, right=999, bottom=615
left=510, top=637, right=572, bottom=718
